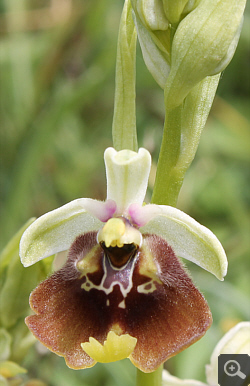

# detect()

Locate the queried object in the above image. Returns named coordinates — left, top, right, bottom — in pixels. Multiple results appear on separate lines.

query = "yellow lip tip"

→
left=81, top=331, right=137, bottom=363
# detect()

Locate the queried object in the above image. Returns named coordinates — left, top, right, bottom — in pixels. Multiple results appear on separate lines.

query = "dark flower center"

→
left=100, top=242, right=138, bottom=268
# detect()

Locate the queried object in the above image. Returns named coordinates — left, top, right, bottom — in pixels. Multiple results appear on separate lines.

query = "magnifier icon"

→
left=224, top=360, right=246, bottom=379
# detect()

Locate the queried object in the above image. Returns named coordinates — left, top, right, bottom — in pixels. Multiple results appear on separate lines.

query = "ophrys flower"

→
left=19, top=147, right=227, bottom=372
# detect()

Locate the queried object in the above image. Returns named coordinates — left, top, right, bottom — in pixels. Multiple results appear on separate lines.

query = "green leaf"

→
left=0, top=254, right=40, bottom=328
left=0, top=218, right=35, bottom=275
left=112, top=0, right=138, bottom=151
left=0, top=329, right=12, bottom=361
left=0, top=361, right=26, bottom=379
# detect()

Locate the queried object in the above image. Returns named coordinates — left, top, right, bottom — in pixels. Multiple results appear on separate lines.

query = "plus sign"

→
left=229, top=364, right=236, bottom=372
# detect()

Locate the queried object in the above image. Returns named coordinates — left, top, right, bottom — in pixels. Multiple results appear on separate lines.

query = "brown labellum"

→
left=26, top=231, right=212, bottom=372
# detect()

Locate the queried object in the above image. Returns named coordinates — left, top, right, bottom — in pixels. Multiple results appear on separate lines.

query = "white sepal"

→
left=206, top=322, right=250, bottom=385
left=20, top=198, right=103, bottom=267
left=162, top=370, right=207, bottom=386
left=137, top=204, right=227, bottom=280
left=104, top=147, right=151, bottom=215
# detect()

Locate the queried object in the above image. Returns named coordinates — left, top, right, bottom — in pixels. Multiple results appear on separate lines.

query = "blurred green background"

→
left=0, top=0, right=249, bottom=385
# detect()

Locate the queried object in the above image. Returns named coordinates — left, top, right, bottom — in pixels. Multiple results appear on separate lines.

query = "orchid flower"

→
left=19, top=147, right=227, bottom=373
left=162, top=321, right=250, bottom=385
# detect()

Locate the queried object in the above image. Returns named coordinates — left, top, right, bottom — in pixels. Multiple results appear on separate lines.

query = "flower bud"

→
left=0, top=361, right=26, bottom=380
left=165, top=0, right=246, bottom=109
left=162, top=0, right=201, bottom=24
left=131, top=0, right=171, bottom=87
left=136, top=0, right=169, bottom=30
left=132, top=0, right=246, bottom=100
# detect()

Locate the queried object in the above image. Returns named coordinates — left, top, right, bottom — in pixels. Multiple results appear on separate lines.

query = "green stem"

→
left=151, top=103, right=183, bottom=207
left=136, top=366, right=163, bottom=386
left=152, top=75, right=220, bottom=207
